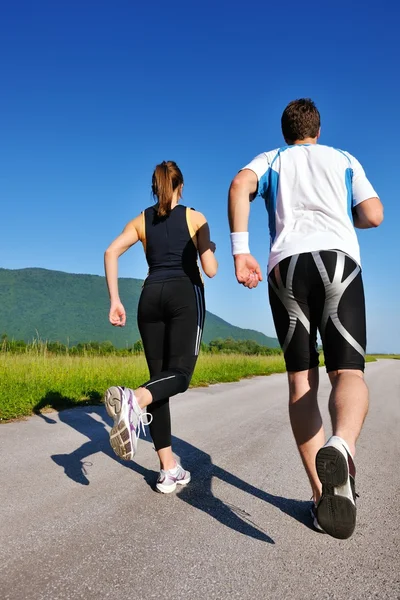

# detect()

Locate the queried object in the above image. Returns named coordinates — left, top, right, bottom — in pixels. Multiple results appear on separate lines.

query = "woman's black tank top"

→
left=143, top=204, right=202, bottom=285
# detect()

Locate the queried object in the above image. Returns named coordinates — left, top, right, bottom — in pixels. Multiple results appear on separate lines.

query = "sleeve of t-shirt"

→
left=240, top=152, right=273, bottom=198
left=347, top=153, right=379, bottom=207
left=240, top=153, right=270, bottom=181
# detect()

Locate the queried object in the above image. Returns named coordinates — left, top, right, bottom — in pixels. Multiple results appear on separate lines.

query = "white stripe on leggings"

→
left=194, top=285, right=204, bottom=356
left=145, top=375, right=176, bottom=388
left=198, top=287, right=205, bottom=353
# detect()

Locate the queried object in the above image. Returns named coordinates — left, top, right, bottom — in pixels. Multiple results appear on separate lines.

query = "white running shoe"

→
left=104, top=386, right=152, bottom=461
left=156, top=463, right=191, bottom=494
left=315, top=436, right=357, bottom=539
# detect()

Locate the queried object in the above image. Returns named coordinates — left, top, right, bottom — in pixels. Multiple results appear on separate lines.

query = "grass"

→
left=0, top=352, right=382, bottom=421
left=0, top=353, right=287, bottom=421
left=369, top=354, right=400, bottom=360
left=365, top=355, right=378, bottom=362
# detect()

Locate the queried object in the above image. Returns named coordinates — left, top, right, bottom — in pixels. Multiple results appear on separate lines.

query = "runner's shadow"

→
left=37, top=394, right=313, bottom=543
left=36, top=393, right=156, bottom=488
left=171, top=436, right=312, bottom=540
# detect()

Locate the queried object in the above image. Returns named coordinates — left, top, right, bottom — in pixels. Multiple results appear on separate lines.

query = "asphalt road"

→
left=1, top=359, right=399, bottom=600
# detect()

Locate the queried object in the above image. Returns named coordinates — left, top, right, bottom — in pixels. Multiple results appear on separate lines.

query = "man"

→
left=228, top=98, right=383, bottom=539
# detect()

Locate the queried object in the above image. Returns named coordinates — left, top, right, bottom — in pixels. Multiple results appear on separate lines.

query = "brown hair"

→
left=151, top=161, right=184, bottom=217
left=281, top=98, right=320, bottom=144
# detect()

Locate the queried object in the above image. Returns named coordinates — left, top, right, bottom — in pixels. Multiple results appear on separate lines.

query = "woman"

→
left=104, top=160, right=218, bottom=493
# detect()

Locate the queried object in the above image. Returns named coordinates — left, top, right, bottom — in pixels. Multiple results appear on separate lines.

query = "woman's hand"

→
left=109, top=301, right=126, bottom=327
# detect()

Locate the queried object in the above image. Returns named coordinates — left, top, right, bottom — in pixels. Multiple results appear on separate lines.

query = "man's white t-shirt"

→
left=242, top=144, right=378, bottom=273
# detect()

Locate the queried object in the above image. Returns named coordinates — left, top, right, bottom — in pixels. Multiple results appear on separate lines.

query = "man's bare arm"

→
left=228, top=169, right=263, bottom=287
left=352, top=197, right=384, bottom=229
left=228, top=169, right=258, bottom=232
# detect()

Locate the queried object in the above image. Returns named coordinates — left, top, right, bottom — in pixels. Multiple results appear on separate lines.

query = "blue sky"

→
left=1, top=0, right=399, bottom=352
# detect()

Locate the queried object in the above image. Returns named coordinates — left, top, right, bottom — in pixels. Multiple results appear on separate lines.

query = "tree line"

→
left=0, top=334, right=281, bottom=357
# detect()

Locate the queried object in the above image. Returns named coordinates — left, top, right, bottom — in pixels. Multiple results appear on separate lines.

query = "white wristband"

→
left=230, top=232, right=250, bottom=255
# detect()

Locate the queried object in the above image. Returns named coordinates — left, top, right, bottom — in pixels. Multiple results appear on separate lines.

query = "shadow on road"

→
left=36, top=392, right=313, bottom=544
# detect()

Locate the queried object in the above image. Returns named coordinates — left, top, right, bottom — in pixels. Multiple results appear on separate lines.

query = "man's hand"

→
left=234, top=254, right=263, bottom=289
left=109, top=301, right=126, bottom=327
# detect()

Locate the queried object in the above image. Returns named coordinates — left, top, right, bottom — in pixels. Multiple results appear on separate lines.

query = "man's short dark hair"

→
left=281, top=98, right=320, bottom=144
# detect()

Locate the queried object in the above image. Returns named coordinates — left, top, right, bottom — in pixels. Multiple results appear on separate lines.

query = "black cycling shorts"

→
left=268, top=250, right=366, bottom=373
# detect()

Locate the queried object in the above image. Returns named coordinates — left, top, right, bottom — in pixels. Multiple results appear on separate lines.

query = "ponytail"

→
left=151, top=160, right=184, bottom=217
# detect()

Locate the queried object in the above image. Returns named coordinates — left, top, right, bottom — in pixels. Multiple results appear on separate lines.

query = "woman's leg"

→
left=136, top=280, right=205, bottom=407
left=141, top=358, right=174, bottom=470
left=137, top=286, right=174, bottom=469
left=106, top=280, right=204, bottom=465
left=138, top=280, right=205, bottom=470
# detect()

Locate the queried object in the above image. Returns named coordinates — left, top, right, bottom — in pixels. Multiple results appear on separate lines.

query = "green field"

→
left=0, top=353, right=288, bottom=421
left=370, top=354, right=400, bottom=360
left=0, top=352, right=383, bottom=421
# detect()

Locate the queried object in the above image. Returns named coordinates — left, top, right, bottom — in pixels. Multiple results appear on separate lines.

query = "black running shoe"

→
left=310, top=502, right=326, bottom=533
left=315, top=436, right=357, bottom=539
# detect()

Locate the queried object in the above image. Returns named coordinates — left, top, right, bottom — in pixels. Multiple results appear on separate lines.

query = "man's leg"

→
left=288, top=367, right=325, bottom=502
left=328, top=369, right=368, bottom=458
left=313, top=250, right=367, bottom=538
left=313, top=250, right=368, bottom=456
left=268, top=254, right=323, bottom=501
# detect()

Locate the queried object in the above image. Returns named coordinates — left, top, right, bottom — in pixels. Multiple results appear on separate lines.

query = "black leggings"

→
left=137, top=277, right=205, bottom=451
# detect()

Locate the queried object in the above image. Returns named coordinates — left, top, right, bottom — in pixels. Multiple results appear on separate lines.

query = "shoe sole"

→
left=104, top=387, right=134, bottom=461
left=104, top=386, right=122, bottom=419
left=316, top=446, right=356, bottom=539
left=156, top=475, right=191, bottom=494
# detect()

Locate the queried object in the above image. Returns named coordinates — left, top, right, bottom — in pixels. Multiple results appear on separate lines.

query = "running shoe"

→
left=104, top=386, right=152, bottom=461
left=315, top=436, right=357, bottom=539
left=310, top=502, right=325, bottom=533
left=156, top=463, right=191, bottom=494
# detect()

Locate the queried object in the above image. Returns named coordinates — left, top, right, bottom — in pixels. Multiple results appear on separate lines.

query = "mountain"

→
left=0, top=268, right=279, bottom=348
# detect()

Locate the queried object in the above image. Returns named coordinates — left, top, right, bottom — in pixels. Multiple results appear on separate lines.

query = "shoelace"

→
left=137, top=411, right=153, bottom=438
left=124, top=389, right=153, bottom=439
